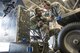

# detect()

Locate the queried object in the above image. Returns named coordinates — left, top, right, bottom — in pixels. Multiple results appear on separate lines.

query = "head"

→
left=43, top=0, right=51, bottom=10
left=12, top=2, right=15, bottom=4
left=35, top=8, right=42, bottom=16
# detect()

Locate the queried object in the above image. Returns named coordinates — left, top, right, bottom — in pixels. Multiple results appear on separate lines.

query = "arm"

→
left=30, top=16, right=38, bottom=29
left=61, top=5, right=72, bottom=13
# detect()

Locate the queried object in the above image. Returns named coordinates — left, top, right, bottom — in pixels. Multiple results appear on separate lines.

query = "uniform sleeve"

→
left=30, top=16, right=38, bottom=29
left=51, top=5, right=59, bottom=17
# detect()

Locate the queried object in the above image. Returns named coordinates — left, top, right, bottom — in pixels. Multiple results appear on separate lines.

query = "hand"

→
left=37, top=21, right=43, bottom=27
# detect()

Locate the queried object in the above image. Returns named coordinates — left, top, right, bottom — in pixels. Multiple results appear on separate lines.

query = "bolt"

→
left=73, top=39, right=79, bottom=45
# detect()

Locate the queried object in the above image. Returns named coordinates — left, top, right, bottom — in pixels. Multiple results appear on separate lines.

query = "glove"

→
left=56, top=16, right=62, bottom=21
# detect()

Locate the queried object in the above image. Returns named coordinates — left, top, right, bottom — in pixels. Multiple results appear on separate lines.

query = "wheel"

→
left=57, top=22, right=80, bottom=53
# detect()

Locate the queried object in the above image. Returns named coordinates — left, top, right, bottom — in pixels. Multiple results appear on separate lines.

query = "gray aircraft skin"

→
left=0, top=1, right=17, bottom=42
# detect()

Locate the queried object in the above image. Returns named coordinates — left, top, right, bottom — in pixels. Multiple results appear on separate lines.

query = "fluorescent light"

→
left=62, top=0, right=66, bottom=2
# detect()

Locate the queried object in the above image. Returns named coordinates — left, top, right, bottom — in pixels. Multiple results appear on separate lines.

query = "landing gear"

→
left=58, top=23, right=80, bottom=53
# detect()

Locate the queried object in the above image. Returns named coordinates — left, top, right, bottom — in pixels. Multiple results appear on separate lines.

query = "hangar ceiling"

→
left=22, top=0, right=79, bottom=10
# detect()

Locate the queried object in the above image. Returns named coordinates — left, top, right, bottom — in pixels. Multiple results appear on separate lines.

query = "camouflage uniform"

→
left=51, top=2, right=71, bottom=18
left=30, top=15, right=49, bottom=42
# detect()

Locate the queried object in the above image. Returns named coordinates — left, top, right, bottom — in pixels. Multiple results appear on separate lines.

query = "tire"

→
left=57, top=22, right=80, bottom=53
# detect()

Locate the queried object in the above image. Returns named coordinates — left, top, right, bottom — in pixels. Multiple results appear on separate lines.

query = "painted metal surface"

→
left=0, top=2, right=17, bottom=42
